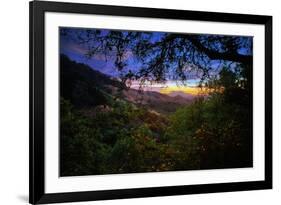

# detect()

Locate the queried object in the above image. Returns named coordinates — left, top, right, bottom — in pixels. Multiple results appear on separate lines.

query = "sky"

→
left=60, top=27, right=252, bottom=95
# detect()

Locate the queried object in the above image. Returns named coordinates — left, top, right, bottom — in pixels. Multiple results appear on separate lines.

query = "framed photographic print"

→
left=29, top=0, right=272, bottom=204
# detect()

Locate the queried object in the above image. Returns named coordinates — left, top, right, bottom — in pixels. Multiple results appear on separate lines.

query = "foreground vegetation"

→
left=60, top=55, right=252, bottom=176
left=60, top=88, right=252, bottom=176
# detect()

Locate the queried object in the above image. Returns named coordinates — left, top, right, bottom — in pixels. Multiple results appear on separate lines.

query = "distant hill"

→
left=167, top=91, right=196, bottom=100
left=60, top=55, right=193, bottom=114
left=120, top=88, right=192, bottom=114
left=60, top=54, right=125, bottom=108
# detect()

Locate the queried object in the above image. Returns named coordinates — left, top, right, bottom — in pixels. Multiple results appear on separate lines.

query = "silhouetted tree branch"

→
left=61, top=28, right=252, bottom=84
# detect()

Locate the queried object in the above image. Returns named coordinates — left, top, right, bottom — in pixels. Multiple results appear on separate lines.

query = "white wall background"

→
left=0, top=0, right=279, bottom=204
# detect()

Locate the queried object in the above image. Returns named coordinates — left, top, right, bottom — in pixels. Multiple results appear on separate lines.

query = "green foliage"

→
left=60, top=58, right=252, bottom=176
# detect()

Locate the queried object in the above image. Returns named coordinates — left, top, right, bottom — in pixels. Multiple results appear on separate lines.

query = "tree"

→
left=60, top=28, right=252, bottom=86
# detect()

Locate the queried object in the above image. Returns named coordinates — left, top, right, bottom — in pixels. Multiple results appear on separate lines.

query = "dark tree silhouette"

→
left=61, top=28, right=252, bottom=86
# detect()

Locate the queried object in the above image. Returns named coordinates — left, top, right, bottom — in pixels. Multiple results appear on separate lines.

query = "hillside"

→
left=60, top=55, right=192, bottom=114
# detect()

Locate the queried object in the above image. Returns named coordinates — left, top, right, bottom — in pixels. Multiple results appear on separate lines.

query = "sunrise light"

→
left=159, top=85, right=210, bottom=95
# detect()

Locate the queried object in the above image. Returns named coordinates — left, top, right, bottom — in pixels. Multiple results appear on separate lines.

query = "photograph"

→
left=59, top=27, right=253, bottom=177
left=29, top=1, right=272, bottom=203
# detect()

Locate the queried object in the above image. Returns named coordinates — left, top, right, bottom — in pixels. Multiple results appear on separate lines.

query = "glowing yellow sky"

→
left=128, top=80, right=214, bottom=96
left=159, top=86, right=210, bottom=95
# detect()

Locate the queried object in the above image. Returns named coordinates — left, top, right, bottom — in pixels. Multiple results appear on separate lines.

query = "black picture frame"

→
left=29, top=1, right=272, bottom=204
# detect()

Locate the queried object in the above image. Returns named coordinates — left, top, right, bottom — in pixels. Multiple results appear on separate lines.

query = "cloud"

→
left=67, top=43, right=87, bottom=55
